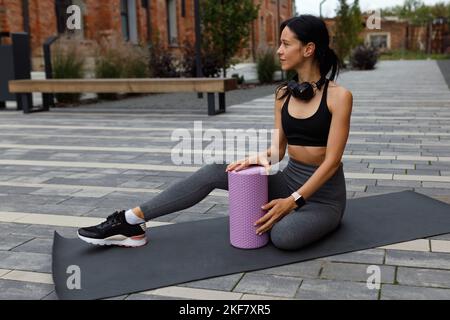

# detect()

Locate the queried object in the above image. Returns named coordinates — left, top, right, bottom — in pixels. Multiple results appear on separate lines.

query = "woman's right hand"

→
left=225, top=153, right=271, bottom=173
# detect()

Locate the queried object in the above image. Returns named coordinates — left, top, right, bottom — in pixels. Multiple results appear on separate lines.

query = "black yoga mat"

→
left=52, top=190, right=450, bottom=300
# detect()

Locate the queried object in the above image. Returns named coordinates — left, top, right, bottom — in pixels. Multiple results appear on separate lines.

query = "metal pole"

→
left=43, top=35, right=58, bottom=110
left=194, top=0, right=203, bottom=99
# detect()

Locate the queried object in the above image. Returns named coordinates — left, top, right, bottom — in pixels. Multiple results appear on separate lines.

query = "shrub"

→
left=94, top=36, right=150, bottom=99
left=231, top=73, right=244, bottom=85
left=52, top=39, right=85, bottom=104
left=95, top=50, right=123, bottom=100
left=149, top=40, right=180, bottom=78
left=256, top=49, right=277, bottom=84
left=350, top=45, right=379, bottom=70
left=179, top=40, right=221, bottom=78
left=123, top=46, right=150, bottom=78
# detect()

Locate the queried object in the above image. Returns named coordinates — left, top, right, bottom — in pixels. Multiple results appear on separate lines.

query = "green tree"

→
left=382, top=1, right=450, bottom=26
left=201, top=0, right=259, bottom=77
left=350, top=0, right=364, bottom=46
left=335, top=0, right=363, bottom=66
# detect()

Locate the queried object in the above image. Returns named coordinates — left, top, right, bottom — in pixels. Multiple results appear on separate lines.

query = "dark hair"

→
left=275, top=15, right=341, bottom=100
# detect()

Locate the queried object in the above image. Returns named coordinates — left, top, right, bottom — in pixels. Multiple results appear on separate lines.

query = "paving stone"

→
left=171, top=213, right=227, bottom=223
left=295, top=279, right=378, bottom=300
left=385, top=250, right=450, bottom=270
left=376, top=180, right=422, bottom=187
left=0, top=234, right=34, bottom=251
left=41, top=291, right=59, bottom=300
left=413, top=188, right=450, bottom=196
left=0, top=203, right=93, bottom=216
left=0, top=251, right=52, bottom=273
left=0, top=222, right=30, bottom=235
left=397, top=267, right=450, bottom=289
left=0, top=279, right=54, bottom=300
left=252, top=260, right=323, bottom=279
left=407, top=169, right=441, bottom=176
left=366, top=186, right=414, bottom=193
left=0, top=186, right=40, bottom=195
left=12, top=238, right=53, bottom=255
left=125, top=294, right=188, bottom=300
left=320, top=249, right=385, bottom=265
left=13, top=224, right=78, bottom=239
left=368, top=163, right=415, bottom=169
left=380, top=284, right=450, bottom=300
left=180, top=273, right=243, bottom=291
left=30, top=188, right=82, bottom=197
left=320, top=262, right=395, bottom=284
left=373, top=169, right=407, bottom=174
left=233, top=273, right=301, bottom=298
left=428, top=233, right=450, bottom=241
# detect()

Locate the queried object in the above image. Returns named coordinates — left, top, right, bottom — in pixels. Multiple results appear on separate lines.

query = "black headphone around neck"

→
left=287, top=76, right=327, bottom=101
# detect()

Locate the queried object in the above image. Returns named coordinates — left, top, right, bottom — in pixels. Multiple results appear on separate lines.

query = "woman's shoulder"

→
left=328, top=80, right=352, bottom=100
left=275, top=85, right=288, bottom=99
left=327, top=81, right=353, bottom=113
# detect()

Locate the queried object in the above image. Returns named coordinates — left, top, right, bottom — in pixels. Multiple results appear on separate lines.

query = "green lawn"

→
left=380, top=49, right=450, bottom=60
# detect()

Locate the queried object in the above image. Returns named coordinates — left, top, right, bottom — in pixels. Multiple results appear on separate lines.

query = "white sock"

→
left=125, top=209, right=145, bottom=225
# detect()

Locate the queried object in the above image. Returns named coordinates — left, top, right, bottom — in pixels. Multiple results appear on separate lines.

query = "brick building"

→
left=324, top=15, right=450, bottom=55
left=0, top=0, right=295, bottom=71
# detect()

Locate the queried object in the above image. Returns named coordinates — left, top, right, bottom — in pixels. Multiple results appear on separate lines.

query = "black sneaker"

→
left=77, top=210, right=147, bottom=247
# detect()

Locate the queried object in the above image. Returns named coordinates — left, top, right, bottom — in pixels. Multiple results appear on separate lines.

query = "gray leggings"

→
left=140, top=158, right=347, bottom=251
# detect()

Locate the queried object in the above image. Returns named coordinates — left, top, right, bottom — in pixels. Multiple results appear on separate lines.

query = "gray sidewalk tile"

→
left=381, top=284, right=450, bottom=300
left=0, top=235, right=34, bottom=251
left=179, top=273, right=244, bottom=291
left=295, top=279, right=378, bottom=300
left=320, top=249, right=385, bottom=265
left=233, top=273, right=302, bottom=298
left=0, top=251, right=52, bottom=273
left=251, top=260, right=323, bottom=279
left=320, top=262, right=395, bottom=284
left=11, top=238, right=53, bottom=255
left=397, top=267, right=450, bottom=289
left=0, top=279, right=54, bottom=300
left=385, top=250, right=450, bottom=270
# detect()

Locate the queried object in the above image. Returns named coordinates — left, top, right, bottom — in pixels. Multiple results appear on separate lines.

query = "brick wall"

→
left=245, top=0, right=294, bottom=61
left=1, top=0, right=293, bottom=71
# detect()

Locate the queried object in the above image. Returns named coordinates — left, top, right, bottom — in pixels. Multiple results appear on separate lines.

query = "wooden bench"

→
left=8, top=78, right=238, bottom=115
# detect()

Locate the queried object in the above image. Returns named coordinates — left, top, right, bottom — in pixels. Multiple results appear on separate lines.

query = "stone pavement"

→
left=1, top=60, right=450, bottom=300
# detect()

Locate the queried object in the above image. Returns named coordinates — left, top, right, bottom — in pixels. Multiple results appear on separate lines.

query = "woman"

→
left=78, top=15, right=353, bottom=251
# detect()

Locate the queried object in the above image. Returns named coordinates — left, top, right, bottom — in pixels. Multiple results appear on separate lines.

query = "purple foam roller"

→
left=228, top=166, right=269, bottom=249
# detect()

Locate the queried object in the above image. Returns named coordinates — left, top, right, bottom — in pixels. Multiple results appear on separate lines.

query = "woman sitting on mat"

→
left=78, top=14, right=353, bottom=251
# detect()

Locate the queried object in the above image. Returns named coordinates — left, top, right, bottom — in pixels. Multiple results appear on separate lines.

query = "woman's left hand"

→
left=254, top=197, right=298, bottom=235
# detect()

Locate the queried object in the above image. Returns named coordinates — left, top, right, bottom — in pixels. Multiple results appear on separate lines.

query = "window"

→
left=167, top=0, right=178, bottom=46
left=121, top=0, right=138, bottom=43
left=368, top=33, right=389, bottom=50
left=121, top=0, right=130, bottom=41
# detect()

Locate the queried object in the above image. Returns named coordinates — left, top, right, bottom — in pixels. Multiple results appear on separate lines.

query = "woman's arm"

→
left=293, top=89, right=353, bottom=201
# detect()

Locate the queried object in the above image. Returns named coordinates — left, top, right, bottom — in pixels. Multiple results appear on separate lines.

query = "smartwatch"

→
left=291, top=191, right=306, bottom=208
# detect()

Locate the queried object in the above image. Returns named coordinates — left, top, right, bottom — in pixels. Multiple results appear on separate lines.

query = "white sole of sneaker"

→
left=77, top=233, right=148, bottom=247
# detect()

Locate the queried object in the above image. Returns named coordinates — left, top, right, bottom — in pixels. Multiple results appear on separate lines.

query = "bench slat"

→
left=9, top=78, right=238, bottom=94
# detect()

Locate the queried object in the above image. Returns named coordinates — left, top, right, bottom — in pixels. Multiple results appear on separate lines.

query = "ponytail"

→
left=319, top=47, right=340, bottom=82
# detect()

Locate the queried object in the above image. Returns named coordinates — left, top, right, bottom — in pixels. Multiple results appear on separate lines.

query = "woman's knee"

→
left=270, top=220, right=309, bottom=251
left=199, top=163, right=228, bottom=188
left=269, top=213, right=341, bottom=251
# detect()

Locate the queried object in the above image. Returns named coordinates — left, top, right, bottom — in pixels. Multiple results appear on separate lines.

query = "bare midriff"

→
left=287, top=145, right=326, bottom=166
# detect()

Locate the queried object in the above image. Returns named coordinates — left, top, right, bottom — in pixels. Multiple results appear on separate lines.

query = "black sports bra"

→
left=281, top=79, right=332, bottom=147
